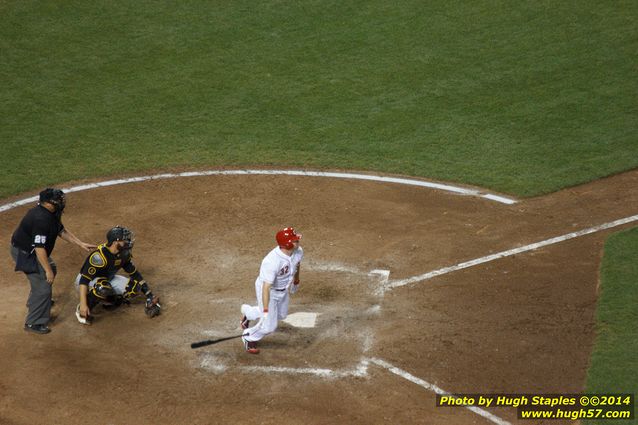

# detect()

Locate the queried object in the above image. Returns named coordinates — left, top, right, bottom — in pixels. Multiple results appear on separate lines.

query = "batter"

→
left=240, top=227, right=304, bottom=354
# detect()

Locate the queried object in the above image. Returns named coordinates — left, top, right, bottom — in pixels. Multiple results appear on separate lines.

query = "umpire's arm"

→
left=34, top=247, right=55, bottom=284
left=59, top=229, right=96, bottom=252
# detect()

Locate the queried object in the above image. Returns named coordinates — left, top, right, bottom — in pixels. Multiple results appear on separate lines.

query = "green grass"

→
left=1, top=0, right=637, bottom=198
left=585, top=227, right=638, bottom=424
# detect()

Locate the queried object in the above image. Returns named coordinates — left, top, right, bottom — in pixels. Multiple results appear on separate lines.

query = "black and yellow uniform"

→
left=78, top=244, right=152, bottom=308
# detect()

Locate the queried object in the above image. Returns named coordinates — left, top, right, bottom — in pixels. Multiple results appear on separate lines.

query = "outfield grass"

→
left=1, top=1, right=637, bottom=198
left=585, top=227, right=638, bottom=424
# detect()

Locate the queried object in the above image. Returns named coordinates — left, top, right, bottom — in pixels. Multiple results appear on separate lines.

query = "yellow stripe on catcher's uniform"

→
left=123, top=279, right=145, bottom=299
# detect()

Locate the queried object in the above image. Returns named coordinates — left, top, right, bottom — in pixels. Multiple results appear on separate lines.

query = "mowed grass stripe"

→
left=1, top=1, right=637, bottom=198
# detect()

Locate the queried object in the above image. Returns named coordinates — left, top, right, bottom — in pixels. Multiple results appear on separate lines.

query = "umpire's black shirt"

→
left=11, top=205, right=64, bottom=256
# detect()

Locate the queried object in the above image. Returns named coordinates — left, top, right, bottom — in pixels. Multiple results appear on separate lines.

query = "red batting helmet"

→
left=276, top=227, right=302, bottom=250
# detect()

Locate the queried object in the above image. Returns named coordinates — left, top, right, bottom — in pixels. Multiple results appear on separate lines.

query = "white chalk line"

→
left=0, top=169, right=517, bottom=213
left=199, top=355, right=228, bottom=373
left=230, top=357, right=511, bottom=425
left=305, top=262, right=391, bottom=297
left=240, top=359, right=370, bottom=379
left=369, top=358, right=511, bottom=425
left=305, top=261, right=363, bottom=275
left=387, top=214, right=638, bottom=290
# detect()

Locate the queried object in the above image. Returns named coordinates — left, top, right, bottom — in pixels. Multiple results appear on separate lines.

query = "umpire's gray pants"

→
left=10, top=245, right=57, bottom=326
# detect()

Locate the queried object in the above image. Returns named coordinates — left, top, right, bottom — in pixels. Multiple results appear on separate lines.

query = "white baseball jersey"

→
left=259, top=246, right=304, bottom=290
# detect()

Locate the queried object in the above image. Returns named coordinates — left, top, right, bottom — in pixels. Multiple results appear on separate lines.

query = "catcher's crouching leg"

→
left=123, top=278, right=143, bottom=301
left=123, top=278, right=161, bottom=318
left=90, top=280, right=116, bottom=306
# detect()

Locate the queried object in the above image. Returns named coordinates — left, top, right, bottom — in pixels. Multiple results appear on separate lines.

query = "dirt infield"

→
left=1, top=169, right=636, bottom=425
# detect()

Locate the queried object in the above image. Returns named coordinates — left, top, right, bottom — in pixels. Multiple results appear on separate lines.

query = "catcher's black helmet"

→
left=39, top=188, right=66, bottom=212
left=106, top=226, right=134, bottom=248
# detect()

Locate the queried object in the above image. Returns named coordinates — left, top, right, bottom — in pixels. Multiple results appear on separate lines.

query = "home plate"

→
left=283, top=312, right=318, bottom=328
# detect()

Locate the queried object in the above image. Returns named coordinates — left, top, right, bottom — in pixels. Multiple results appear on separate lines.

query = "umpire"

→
left=10, top=188, right=95, bottom=334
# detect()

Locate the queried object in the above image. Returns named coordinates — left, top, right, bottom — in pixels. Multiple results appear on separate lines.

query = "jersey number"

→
left=278, top=265, right=289, bottom=276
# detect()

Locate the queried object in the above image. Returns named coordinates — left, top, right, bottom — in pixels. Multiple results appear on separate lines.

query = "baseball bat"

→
left=190, top=333, right=247, bottom=349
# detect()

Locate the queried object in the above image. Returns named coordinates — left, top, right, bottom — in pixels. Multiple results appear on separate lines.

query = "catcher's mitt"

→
left=145, top=296, right=161, bottom=318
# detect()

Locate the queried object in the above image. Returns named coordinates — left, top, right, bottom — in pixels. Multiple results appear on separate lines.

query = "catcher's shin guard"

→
left=123, top=279, right=139, bottom=300
left=123, top=279, right=152, bottom=300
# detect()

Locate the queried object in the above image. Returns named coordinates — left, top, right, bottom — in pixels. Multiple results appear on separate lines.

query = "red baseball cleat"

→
left=242, top=336, right=260, bottom=354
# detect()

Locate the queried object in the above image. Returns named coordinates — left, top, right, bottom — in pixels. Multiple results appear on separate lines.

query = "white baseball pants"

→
left=74, top=274, right=130, bottom=295
left=242, top=277, right=289, bottom=342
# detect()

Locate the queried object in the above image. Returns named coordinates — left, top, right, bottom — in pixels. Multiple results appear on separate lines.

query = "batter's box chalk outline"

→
left=304, top=262, right=390, bottom=296
left=199, top=356, right=511, bottom=425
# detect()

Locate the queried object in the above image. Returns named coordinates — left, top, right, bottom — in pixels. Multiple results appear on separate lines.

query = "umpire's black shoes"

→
left=24, top=324, right=51, bottom=334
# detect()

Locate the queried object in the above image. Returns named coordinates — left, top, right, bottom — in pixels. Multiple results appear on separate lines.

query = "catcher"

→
left=74, top=226, right=161, bottom=325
